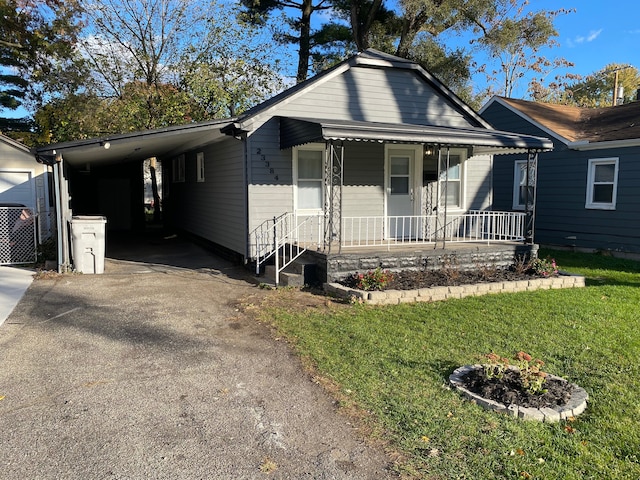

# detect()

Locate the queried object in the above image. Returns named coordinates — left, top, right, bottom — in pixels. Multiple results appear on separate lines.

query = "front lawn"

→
left=257, top=250, right=640, bottom=479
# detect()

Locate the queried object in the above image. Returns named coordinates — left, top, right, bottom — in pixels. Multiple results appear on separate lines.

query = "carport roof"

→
left=35, top=118, right=235, bottom=167
left=279, top=117, right=553, bottom=154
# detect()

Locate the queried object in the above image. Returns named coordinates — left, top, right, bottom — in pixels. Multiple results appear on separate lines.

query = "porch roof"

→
left=279, top=117, right=553, bottom=154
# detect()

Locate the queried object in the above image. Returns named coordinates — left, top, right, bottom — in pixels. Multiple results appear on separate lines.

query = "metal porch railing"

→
left=251, top=213, right=324, bottom=285
left=341, top=211, right=527, bottom=248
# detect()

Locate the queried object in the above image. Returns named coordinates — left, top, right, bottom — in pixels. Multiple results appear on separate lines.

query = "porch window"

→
left=294, top=145, right=324, bottom=210
left=172, top=154, right=185, bottom=183
left=586, top=158, right=618, bottom=210
left=440, top=152, right=463, bottom=209
left=196, top=152, right=205, bottom=182
left=513, top=159, right=534, bottom=210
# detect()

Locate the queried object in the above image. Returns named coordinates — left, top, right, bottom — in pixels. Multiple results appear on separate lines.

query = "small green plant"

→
left=482, top=352, right=510, bottom=379
left=482, top=351, right=548, bottom=395
left=514, top=351, right=548, bottom=394
left=352, top=267, right=394, bottom=291
left=530, top=256, right=558, bottom=277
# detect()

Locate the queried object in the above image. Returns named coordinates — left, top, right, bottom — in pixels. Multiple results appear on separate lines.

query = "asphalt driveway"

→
left=0, top=234, right=394, bottom=479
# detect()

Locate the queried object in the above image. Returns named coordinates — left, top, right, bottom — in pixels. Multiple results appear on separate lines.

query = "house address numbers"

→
left=256, top=147, right=279, bottom=181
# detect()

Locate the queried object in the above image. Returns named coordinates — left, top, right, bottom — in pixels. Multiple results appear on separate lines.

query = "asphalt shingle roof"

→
left=500, top=97, right=640, bottom=143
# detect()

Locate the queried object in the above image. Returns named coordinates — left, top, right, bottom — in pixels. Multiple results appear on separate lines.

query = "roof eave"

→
left=568, top=138, right=640, bottom=150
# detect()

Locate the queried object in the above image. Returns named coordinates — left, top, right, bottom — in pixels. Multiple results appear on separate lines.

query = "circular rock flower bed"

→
left=449, top=353, right=588, bottom=422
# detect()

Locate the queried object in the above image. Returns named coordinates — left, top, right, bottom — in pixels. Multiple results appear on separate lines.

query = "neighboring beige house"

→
left=1, top=133, right=54, bottom=263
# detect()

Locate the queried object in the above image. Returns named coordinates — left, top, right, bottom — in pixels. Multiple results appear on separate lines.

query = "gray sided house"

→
left=38, top=50, right=551, bottom=280
left=1, top=134, right=54, bottom=264
left=481, top=96, right=640, bottom=256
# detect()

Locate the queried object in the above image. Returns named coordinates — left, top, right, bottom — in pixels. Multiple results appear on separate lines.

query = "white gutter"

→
left=568, top=138, right=640, bottom=150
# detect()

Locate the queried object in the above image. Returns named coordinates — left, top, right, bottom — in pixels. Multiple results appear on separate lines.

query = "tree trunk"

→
left=149, top=157, right=161, bottom=223
left=296, top=0, right=313, bottom=83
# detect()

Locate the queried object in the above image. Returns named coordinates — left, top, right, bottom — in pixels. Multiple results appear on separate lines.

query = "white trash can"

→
left=70, top=216, right=107, bottom=274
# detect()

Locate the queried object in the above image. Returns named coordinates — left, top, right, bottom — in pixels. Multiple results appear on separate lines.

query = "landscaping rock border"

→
left=324, top=272, right=585, bottom=305
left=449, top=365, right=589, bottom=422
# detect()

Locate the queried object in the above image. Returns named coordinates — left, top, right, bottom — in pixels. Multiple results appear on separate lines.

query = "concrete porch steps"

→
left=263, top=257, right=318, bottom=287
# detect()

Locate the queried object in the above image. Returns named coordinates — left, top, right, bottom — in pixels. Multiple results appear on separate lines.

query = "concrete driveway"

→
left=0, top=234, right=395, bottom=479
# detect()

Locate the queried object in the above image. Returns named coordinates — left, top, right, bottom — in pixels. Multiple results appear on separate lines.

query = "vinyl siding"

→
left=464, top=155, right=492, bottom=210
left=246, top=118, right=294, bottom=234
left=254, top=66, right=476, bottom=128
left=167, top=137, right=246, bottom=255
left=484, top=102, right=640, bottom=253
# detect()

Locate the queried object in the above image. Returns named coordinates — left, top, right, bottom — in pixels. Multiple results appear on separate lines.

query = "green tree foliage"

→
left=472, top=1, right=575, bottom=99
left=564, top=64, right=640, bottom=108
left=238, top=0, right=334, bottom=83
left=179, top=7, right=285, bottom=117
left=0, top=0, right=83, bottom=131
left=33, top=0, right=282, bottom=143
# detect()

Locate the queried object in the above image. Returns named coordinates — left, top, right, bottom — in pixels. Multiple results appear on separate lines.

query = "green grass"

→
left=260, top=249, right=640, bottom=479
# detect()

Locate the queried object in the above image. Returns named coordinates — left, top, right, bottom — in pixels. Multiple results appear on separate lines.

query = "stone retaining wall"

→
left=324, top=273, right=585, bottom=305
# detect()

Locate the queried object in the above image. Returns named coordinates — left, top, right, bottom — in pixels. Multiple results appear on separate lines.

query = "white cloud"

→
left=572, top=29, right=603, bottom=45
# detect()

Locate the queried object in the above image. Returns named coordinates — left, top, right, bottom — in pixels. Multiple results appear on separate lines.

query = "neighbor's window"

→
left=196, top=152, right=205, bottom=182
left=173, top=154, right=185, bottom=183
left=513, top=159, right=535, bottom=210
left=294, top=145, right=324, bottom=210
left=586, top=158, right=618, bottom=209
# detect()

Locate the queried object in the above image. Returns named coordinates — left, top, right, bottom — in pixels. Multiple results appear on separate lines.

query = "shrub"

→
left=351, top=267, right=394, bottom=291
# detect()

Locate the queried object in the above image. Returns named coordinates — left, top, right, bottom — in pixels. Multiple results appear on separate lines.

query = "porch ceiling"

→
left=279, top=117, right=553, bottom=154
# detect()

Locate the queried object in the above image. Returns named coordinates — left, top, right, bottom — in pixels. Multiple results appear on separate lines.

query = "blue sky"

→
left=426, top=0, right=640, bottom=98
left=5, top=1, right=640, bottom=121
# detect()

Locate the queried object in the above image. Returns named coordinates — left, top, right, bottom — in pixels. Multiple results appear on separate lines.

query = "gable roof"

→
left=481, top=96, right=640, bottom=148
left=229, top=49, right=493, bottom=132
left=0, top=133, right=32, bottom=154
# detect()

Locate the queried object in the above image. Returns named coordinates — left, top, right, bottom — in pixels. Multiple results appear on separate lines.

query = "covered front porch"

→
left=253, top=117, right=551, bottom=285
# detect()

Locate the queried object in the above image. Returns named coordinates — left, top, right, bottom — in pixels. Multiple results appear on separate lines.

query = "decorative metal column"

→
left=525, top=151, right=538, bottom=244
left=324, top=141, right=344, bottom=253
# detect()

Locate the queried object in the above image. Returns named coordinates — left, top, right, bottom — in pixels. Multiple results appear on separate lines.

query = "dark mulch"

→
left=461, top=368, right=575, bottom=408
left=387, top=268, right=539, bottom=290
left=339, top=267, right=541, bottom=291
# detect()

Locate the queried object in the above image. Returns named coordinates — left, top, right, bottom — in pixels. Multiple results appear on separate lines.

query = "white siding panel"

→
left=169, top=137, right=247, bottom=255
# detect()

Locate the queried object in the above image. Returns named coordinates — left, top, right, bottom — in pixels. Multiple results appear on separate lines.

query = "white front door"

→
left=386, top=147, right=420, bottom=239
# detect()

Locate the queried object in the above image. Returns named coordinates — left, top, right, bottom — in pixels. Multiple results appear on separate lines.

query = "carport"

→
left=35, top=119, right=235, bottom=272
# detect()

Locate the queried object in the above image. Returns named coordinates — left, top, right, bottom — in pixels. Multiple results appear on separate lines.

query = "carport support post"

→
left=53, top=156, right=71, bottom=273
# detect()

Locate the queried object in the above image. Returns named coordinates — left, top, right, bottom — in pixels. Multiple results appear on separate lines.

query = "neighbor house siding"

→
left=168, top=137, right=246, bottom=255
left=484, top=101, right=640, bottom=254
left=0, top=136, right=52, bottom=241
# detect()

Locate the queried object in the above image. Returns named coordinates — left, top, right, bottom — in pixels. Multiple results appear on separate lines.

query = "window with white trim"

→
left=172, top=154, right=185, bottom=183
left=293, top=145, right=324, bottom=211
left=513, top=159, right=535, bottom=210
left=438, top=150, right=465, bottom=209
left=196, top=152, right=205, bottom=182
left=586, top=158, right=618, bottom=210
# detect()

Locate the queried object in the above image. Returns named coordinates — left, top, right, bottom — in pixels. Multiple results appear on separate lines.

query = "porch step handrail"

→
left=251, top=212, right=324, bottom=285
